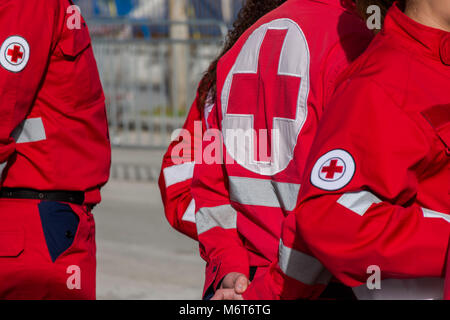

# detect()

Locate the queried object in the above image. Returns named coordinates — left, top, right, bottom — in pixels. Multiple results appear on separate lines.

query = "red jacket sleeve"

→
left=0, top=0, right=62, bottom=178
left=242, top=212, right=331, bottom=300
left=191, top=102, right=250, bottom=297
left=159, top=95, right=206, bottom=241
left=296, top=78, right=450, bottom=288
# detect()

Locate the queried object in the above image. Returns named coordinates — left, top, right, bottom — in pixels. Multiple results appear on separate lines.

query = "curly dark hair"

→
left=197, top=0, right=287, bottom=110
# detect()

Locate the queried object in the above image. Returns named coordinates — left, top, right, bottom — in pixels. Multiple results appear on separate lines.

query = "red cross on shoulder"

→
left=311, top=149, right=356, bottom=191
left=0, top=36, right=30, bottom=72
left=7, top=45, right=24, bottom=64
left=321, top=159, right=344, bottom=180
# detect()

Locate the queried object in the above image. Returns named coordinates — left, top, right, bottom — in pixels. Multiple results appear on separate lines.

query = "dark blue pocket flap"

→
left=38, top=202, right=79, bottom=262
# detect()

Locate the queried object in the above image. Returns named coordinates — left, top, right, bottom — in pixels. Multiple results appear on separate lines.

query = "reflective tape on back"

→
left=229, top=176, right=300, bottom=211
left=278, top=240, right=332, bottom=285
left=352, top=278, right=444, bottom=300
left=196, top=204, right=237, bottom=235
left=12, top=118, right=46, bottom=144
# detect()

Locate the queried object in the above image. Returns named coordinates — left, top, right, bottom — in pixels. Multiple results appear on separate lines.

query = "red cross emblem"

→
left=6, top=44, right=24, bottom=64
left=311, top=149, right=355, bottom=191
left=319, top=158, right=345, bottom=181
left=226, top=29, right=301, bottom=162
left=1, top=36, right=30, bottom=72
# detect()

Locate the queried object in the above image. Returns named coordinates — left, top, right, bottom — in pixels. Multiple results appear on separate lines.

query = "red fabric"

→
left=243, top=214, right=327, bottom=300
left=0, top=199, right=96, bottom=300
left=158, top=96, right=204, bottom=240
left=246, top=4, right=450, bottom=300
left=0, top=0, right=110, bottom=203
left=0, top=0, right=108, bottom=299
left=283, top=4, right=450, bottom=294
left=191, top=0, right=373, bottom=297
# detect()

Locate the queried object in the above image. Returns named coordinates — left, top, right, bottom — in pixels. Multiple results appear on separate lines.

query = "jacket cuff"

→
left=202, top=250, right=250, bottom=298
left=213, top=255, right=250, bottom=290
left=243, top=262, right=327, bottom=300
left=243, top=273, right=279, bottom=300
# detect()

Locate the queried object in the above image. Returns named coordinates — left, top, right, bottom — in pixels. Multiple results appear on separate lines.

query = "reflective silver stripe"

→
left=196, top=204, right=237, bottom=235
left=0, top=162, right=6, bottom=176
left=338, top=192, right=449, bottom=223
left=352, top=278, right=444, bottom=300
left=229, top=176, right=300, bottom=211
left=278, top=240, right=332, bottom=285
left=163, top=162, right=195, bottom=187
left=338, top=193, right=448, bottom=299
left=182, top=199, right=196, bottom=223
left=337, top=191, right=382, bottom=216
left=422, top=208, right=450, bottom=223
left=204, top=100, right=214, bottom=130
left=11, top=118, right=46, bottom=144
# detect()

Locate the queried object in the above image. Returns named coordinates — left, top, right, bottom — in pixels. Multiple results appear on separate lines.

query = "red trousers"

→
left=0, top=199, right=96, bottom=300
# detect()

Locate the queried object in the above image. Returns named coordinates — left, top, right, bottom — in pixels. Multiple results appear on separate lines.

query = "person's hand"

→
left=211, top=272, right=250, bottom=300
left=211, top=288, right=244, bottom=300
left=220, top=272, right=250, bottom=292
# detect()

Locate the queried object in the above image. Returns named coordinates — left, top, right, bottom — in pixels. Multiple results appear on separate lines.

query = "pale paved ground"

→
left=94, top=149, right=204, bottom=300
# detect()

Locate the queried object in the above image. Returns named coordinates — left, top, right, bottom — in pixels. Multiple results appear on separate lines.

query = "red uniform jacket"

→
left=246, top=4, right=450, bottom=300
left=159, top=92, right=214, bottom=241
left=191, top=0, right=373, bottom=297
left=0, top=0, right=110, bottom=204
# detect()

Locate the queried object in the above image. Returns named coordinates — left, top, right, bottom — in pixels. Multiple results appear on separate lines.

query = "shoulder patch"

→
left=310, top=149, right=355, bottom=191
left=0, top=36, right=30, bottom=73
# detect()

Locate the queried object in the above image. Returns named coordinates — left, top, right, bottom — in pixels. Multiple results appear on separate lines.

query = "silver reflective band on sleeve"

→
left=352, top=278, right=444, bottom=300
left=337, top=191, right=382, bottom=216
left=229, top=176, right=300, bottom=211
left=11, top=118, right=47, bottom=144
left=0, top=162, right=6, bottom=176
left=163, top=162, right=195, bottom=187
left=422, top=208, right=450, bottom=223
left=278, top=240, right=332, bottom=285
left=338, top=192, right=450, bottom=223
left=181, top=199, right=196, bottom=223
left=196, top=204, right=237, bottom=235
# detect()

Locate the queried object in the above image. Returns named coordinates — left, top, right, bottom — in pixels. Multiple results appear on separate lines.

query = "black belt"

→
left=0, top=188, right=85, bottom=205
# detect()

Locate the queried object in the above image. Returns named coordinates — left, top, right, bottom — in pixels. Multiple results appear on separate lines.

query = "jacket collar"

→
left=384, top=2, right=450, bottom=65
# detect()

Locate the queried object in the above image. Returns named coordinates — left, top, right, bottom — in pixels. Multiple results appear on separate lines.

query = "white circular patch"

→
left=311, top=149, right=355, bottom=191
left=0, top=36, right=30, bottom=73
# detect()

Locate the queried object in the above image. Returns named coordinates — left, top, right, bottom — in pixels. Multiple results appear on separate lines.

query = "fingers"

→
left=211, top=289, right=244, bottom=300
left=211, top=289, right=233, bottom=300
left=220, top=272, right=245, bottom=289
left=234, top=274, right=250, bottom=294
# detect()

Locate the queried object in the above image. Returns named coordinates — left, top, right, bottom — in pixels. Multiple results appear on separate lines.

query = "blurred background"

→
left=72, top=0, right=244, bottom=299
